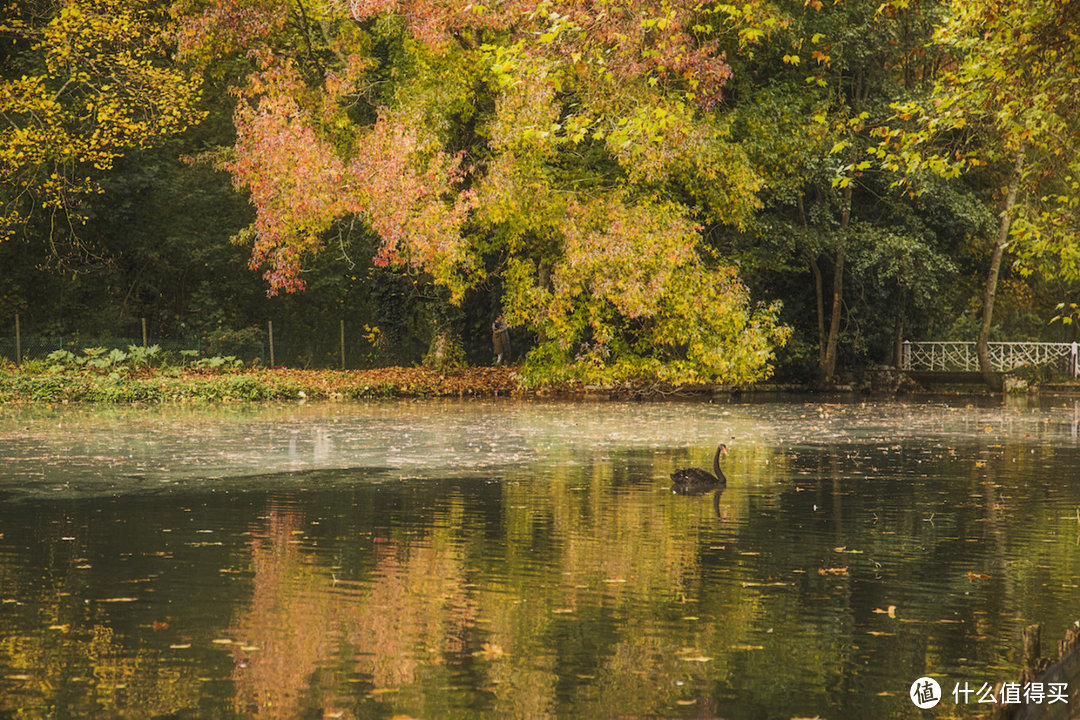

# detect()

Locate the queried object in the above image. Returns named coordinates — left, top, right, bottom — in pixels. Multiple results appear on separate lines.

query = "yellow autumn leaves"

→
left=0, top=0, right=202, bottom=240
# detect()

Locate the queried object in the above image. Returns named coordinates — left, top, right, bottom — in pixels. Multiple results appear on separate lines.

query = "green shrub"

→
left=46, top=349, right=77, bottom=370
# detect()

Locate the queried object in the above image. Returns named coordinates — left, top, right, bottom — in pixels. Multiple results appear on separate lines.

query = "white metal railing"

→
left=901, top=341, right=1080, bottom=377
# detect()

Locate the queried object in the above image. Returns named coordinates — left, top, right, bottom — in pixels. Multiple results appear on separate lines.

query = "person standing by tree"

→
left=492, top=315, right=511, bottom=366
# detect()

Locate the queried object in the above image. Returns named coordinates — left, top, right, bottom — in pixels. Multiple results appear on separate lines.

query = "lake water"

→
left=2, top=397, right=1080, bottom=718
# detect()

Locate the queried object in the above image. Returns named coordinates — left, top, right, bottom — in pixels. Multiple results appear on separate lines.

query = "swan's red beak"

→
left=720, top=444, right=729, bottom=455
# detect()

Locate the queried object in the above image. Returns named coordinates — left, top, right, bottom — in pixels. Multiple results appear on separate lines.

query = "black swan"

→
left=671, top=443, right=728, bottom=494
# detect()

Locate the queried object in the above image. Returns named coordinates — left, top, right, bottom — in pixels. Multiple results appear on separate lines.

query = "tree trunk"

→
left=799, top=195, right=827, bottom=370
left=822, top=181, right=853, bottom=382
left=977, top=147, right=1026, bottom=390
left=810, top=255, right=826, bottom=369
left=821, top=248, right=844, bottom=381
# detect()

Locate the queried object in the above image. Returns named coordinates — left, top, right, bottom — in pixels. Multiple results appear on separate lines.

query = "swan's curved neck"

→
left=713, top=445, right=725, bottom=482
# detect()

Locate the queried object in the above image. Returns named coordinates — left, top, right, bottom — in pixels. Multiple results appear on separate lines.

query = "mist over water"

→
left=2, top=397, right=1080, bottom=718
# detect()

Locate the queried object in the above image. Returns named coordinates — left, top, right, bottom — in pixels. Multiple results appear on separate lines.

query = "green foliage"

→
left=6, top=0, right=1076, bottom=387
left=194, top=355, right=243, bottom=370
left=875, top=0, right=1080, bottom=279
left=0, top=0, right=203, bottom=241
left=169, top=0, right=791, bottom=385
left=0, top=365, right=520, bottom=403
left=39, top=343, right=242, bottom=376
left=1051, top=303, right=1080, bottom=327
left=46, top=349, right=77, bottom=371
left=126, top=344, right=162, bottom=368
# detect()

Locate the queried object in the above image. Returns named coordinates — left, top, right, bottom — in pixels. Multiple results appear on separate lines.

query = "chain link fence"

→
left=1, top=317, right=385, bottom=370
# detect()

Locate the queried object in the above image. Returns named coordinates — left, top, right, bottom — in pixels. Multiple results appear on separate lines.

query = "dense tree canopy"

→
left=174, top=0, right=790, bottom=384
left=0, top=0, right=203, bottom=246
left=1, top=0, right=1077, bottom=385
left=875, top=0, right=1080, bottom=384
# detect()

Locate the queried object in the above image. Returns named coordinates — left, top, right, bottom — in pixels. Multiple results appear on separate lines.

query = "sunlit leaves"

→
left=0, top=0, right=203, bottom=241
left=181, top=0, right=790, bottom=382
left=226, top=58, right=475, bottom=295
left=504, top=196, right=789, bottom=386
left=874, top=0, right=1080, bottom=278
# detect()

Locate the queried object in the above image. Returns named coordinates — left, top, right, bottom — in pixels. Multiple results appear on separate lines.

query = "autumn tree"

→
left=177, top=0, right=790, bottom=385
left=876, top=0, right=1080, bottom=387
left=0, top=0, right=203, bottom=253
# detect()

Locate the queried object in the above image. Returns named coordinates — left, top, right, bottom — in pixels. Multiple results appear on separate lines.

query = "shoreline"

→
left=2, top=364, right=1079, bottom=403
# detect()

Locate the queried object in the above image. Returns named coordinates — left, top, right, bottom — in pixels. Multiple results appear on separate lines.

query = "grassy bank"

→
left=0, top=365, right=522, bottom=403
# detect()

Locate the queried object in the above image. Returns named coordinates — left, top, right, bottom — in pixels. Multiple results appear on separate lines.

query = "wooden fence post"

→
left=340, top=319, right=345, bottom=370
left=15, top=313, right=21, bottom=365
left=268, top=320, right=275, bottom=368
left=141, top=317, right=148, bottom=347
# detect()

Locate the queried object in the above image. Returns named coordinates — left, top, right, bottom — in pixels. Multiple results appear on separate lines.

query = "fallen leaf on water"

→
left=676, top=700, right=697, bottom=706
left=867, top=631, right=895, bottom=637
left=474, top=642, right=503, bottom=659
left=741, top=581, right=792, bottom=587
left=99, top=597, right=138, bottom=603
left=212, top=639, right=233, bottom=645
left=366, top=688, right=398, bottom=696
left=552, top=608, right=574, bottom=614
left=681, top=655, right=712, bottom=663
left=818, top=567, right=849, bottom=576
left=48, top=624, right=70, bottom=632
left=6, top=675, right=31, bottom=680
left=967, top=572, right=990, bottom=582
left=872, top=605, right=897, bottom=618
left=169, top=644, right=191, bottom=650
left=877, top=691, right=895, bottom=696
left=730, top=644, right=765, bottom=651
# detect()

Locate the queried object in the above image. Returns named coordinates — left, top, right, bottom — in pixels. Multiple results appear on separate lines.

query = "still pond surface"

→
left=2, top=397, right=1080, bottom=719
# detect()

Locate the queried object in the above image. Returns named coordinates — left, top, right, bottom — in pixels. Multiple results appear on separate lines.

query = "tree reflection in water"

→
left=3, top=400, right=1080, bottom=718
